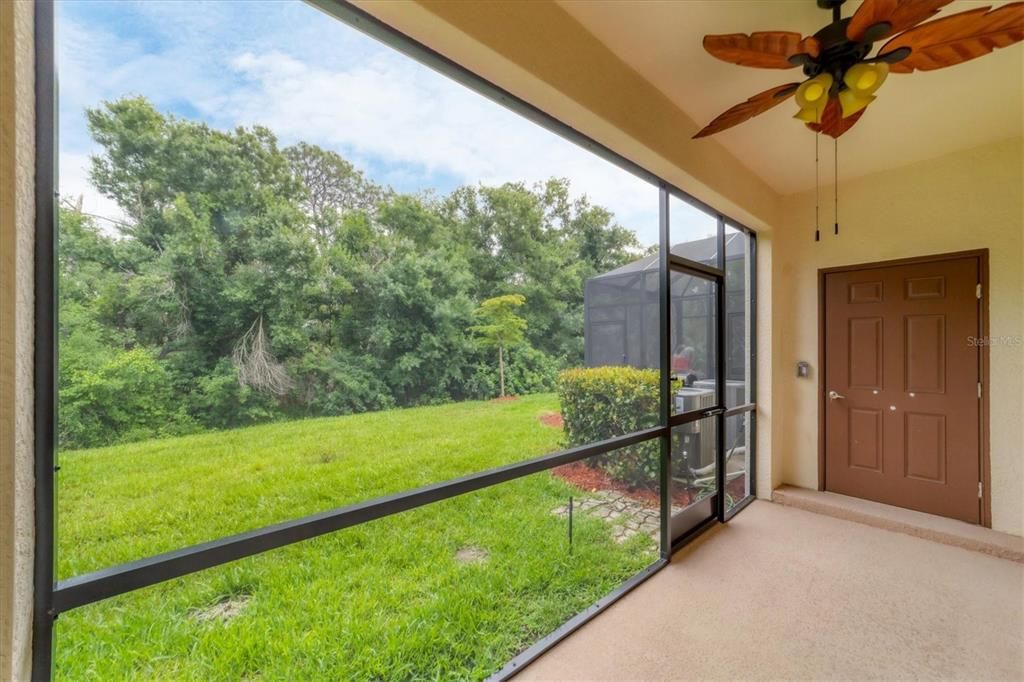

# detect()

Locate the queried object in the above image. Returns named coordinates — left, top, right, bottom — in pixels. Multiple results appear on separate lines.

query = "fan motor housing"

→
left=804, top=17, right=875, bottom=87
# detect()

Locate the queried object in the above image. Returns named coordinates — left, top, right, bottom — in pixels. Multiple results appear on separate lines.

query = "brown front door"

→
left=824, top=255, right=981, bottom=523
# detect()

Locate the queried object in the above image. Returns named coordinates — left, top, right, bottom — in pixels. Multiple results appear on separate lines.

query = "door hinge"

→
left=976, top=283, right=982, bottom=299
left=978, top=382, right=983, bottom=399
left=978, top=481, right=983, bottom=499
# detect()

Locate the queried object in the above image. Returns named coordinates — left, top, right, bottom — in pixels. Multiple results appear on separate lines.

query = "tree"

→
left=58, top=96, right=647, bottom=449
left=84, top=97, right=313, bottom=396
left=469, top=294, right=527, bottom=398
left=444, top=179, right=640, bottom=366
left=284, top=141, right=390, bottom=248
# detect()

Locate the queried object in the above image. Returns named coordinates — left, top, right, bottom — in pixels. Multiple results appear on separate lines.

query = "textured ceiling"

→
left=557, top=0, right=1024, bottom=195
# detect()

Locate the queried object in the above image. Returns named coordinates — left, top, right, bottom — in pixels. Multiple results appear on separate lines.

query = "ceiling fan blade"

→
left=868, top=46, right=912, bottom=64
left=694, top=83, right=800, bottom=138
left=806, top=98, right=866, bottom=139
left=847, top=0, right=953, bottom=43
left=881, top=3, right=1024, bottom=73
left=703, top=32, right=820, bottom=69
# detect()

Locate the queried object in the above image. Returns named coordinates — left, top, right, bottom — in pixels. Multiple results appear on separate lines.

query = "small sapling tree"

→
left=469, top=294, right=527, bottom=398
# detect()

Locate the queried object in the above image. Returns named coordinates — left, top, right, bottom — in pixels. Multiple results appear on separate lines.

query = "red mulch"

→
left=552, top=460, right=751, bottom=508
left=552, top=461, right=684, bottom=506
left=538, top=412, right=564, bottom=428
left=725, top=474, right=747, bottom=500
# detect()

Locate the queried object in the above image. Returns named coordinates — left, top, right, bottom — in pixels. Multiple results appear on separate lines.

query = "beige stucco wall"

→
left=0, top=0, right=36, bottom=679
left=773, top=139, right=1024, bottom=536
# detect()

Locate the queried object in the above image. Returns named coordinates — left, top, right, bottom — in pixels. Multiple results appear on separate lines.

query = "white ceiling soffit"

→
left=557, top=0, right=1024, bottom=195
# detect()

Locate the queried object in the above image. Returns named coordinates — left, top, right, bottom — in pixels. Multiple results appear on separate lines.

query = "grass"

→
left=56, top=394, right=659, bottom=680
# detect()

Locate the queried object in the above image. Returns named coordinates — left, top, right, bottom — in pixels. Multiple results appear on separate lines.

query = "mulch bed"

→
left=490, top=395, right=519, bottom=403
left=725, top=474, right=748, bottom=500
left=553, top=461, right=690, bottom=507
left=541, top=409, right=751, bottom=507
left=552, top=460, right=752, bottom=508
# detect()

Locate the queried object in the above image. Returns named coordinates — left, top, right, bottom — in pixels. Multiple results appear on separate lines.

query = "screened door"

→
left=668, top=265, right=723, bottom=543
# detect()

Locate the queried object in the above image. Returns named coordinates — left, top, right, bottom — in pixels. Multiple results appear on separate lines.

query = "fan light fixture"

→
left=839, top=62, right=888, bottom=117
left=794, top=73, right=833, bottom=122
left=694, top=0, right=1024, bottom=140
left=694, top=0, right=1024, bottom=242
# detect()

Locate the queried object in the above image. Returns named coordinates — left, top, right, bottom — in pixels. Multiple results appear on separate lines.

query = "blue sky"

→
left=58, top=0, right=714, bottom=248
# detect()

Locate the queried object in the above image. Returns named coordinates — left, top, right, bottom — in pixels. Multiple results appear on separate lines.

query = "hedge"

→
left=557, top=366, right=669, bottom=488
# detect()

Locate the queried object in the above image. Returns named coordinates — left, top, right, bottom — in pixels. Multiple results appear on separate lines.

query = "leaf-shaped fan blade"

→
left=806, top=98, right=866, bottom=139
left=694, top=83, right=800, bottom=138
left=848, top=0, right=953, bottom=42
left=881, top=3, right=1024, bottom=73
left=703, top=33, right=820, bottom=69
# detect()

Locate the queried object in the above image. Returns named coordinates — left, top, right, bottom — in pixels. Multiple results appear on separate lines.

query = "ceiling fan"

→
left=694, top=0, right=1024, bottom=139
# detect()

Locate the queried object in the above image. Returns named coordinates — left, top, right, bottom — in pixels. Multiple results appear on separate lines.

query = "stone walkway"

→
left=551, top=491, right=672, bottom=544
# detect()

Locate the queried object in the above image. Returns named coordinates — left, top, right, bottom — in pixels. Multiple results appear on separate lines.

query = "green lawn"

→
left=56, top=394, right=659, bottom=680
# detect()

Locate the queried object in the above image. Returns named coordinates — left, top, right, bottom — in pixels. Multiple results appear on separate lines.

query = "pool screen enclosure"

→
left=585, top=232, right=749, bottom=383
left=30, top=0, right=758, bottom=678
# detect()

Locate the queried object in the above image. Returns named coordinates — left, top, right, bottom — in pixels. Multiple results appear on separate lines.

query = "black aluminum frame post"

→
left=658, top=186, right=672, bottom=558
left=749, top=232, right=759, bottom=496
left=33, top=0, right=58, bottom=679
left=715, top=217, right=728, bottom=521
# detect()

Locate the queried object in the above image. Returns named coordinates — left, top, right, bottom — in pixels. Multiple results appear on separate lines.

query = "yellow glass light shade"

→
left=794, top=106, right=823, bottom=123
left=838, top=63, right=888, bottom=118
left=794, top=73, right=833, bottom=123
left=839, top=89, right=876, bottom=118
left=795, top=73, right=834, bottom=109
left=843, top=62, right=889, bottom=96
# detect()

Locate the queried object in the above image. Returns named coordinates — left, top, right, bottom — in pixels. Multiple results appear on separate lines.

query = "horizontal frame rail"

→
left=724, top=403, right=756, bottom=417
left=52, top=426, right=664, bottom=613
left=668, top=405, right=725, bottom=427
left=668, top=255, right=723, bottom=279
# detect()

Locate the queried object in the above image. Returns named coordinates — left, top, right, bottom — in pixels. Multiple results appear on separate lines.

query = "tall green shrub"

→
left=59, top=348, right=197, bottom=449
left=557, top=367, right=667, bottom=487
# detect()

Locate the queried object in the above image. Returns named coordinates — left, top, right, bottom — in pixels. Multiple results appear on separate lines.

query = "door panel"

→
left=848, top=317, right=883, bottom=388
left=669, top=267, right=721, bottom=543
left=824, top=256, right=980, bottom=523
left=904, top=412, right=946, bottom=482
left=848, top=408, right=883, bottom=472
left=904, top=314, right=946, bottom=393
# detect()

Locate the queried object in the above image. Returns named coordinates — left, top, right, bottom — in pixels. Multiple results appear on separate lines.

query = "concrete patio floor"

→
left=518, top=501, right=1024, bottom=681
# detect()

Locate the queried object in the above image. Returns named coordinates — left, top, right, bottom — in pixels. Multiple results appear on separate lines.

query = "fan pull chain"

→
left=814, top=131, right=820, bottom=242
left=834, top=137, right=839, bottom=236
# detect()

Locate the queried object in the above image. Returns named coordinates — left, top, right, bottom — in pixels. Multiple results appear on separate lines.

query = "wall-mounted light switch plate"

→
left=796, top=361, right=810, bottom=378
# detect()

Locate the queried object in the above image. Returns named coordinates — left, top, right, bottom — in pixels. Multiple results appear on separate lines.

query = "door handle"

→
left=828, top=390, right=845, bottom=401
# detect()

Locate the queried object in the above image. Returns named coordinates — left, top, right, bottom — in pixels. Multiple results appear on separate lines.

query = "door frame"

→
left=816, top=249, right=991, bottom=527
left=667, top=260, right=726, bottom=545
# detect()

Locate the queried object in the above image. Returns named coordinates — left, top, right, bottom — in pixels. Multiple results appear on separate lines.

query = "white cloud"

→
left=59, top=152, right=129, bottom=234
left=219, top=50, right=660, bottom=243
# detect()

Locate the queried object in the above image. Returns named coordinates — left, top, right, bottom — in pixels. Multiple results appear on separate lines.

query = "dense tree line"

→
left=59, top=97, right=642, bottom=449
